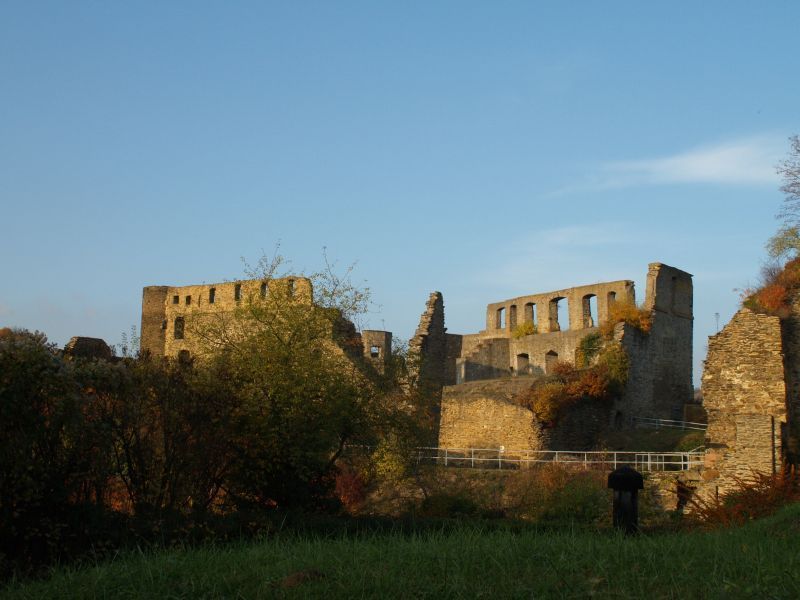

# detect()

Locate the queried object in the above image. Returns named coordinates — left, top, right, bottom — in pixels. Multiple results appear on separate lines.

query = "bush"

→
left=515, top=343, right=627, bottom=425
left=575, top=332, right=602, bottom=367
left=687, top=468, right=800, bottom=528
left=599, top=301, right=652, bottom=339
left=742, top=257, right=800, bottom=317
left=419, top=493, right=480, bottom=518
left=511, top=322, right=537, bottom=338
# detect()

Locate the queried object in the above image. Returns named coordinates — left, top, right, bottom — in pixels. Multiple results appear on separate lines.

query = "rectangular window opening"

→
left=172, top=295, right=179, bottom=304
left=234, top=284, right=242, bottom=301
left=209, top=288, right=216, bottom=304
left=185, top=295, right=191, bottom=305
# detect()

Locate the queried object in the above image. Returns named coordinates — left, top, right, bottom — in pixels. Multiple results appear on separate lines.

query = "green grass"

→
left=4, top=505, right=800, bottom=599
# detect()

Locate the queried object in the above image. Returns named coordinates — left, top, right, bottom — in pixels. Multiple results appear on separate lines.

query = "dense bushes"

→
left=598, top=301, right=652, bottom=339
left=515, top=344, right=628, bottom=426
left=0, top=324, right=412, bottom=578
left=742, top=257, right=800, bottom=317
left=688, top=468, right=800, bottom=528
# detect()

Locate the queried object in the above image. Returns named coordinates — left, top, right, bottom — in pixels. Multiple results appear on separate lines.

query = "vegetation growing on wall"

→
left=599, top=301, right=652, bottom=339
left=514, top=342, right=629, bottom=426
left=511, top=322, right=537, bottom=338
left=742, top=257, right=800, bottom=318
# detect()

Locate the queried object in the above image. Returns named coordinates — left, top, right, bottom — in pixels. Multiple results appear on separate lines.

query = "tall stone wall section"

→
left=616, top=263, right=693, bottom=423
left=408, top=292, right=450, bottom=389
left=699, top=308, right=786, bottom=497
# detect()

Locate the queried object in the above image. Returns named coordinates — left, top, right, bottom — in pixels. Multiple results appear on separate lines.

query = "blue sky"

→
left=2, top=2, right=799, bottom=384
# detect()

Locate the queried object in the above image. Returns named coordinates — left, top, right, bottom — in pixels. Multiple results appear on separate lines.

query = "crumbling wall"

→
left=141, top=277, right=315, bottom=359
left=63, top=336, right=113, bottom=361
left=408, top=292, right=448, bottom=390
left=700, top=308, right=786, bottom=496
left=616, top=263, right=693, bottom=422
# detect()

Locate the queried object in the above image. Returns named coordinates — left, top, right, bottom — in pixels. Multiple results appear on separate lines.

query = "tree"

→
left=768, top=135, right=800, bottom=259
left=192, top=250, right=413, bottom=510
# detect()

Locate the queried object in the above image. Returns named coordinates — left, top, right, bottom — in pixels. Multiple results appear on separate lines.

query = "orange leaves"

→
left=599, top=301, right=651, bottom=339
left=744, top=257, right=800, bottom=317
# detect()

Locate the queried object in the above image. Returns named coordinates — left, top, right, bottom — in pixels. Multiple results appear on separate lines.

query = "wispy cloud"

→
left=552, top=134, right=784, bottom=196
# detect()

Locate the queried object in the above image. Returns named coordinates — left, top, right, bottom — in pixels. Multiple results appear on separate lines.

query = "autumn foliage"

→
left=687, top=467, right=800, bottom=529
left=599, top=301, right=652, bottom=339
left=743, top=257, right=800, bottom=318
left=515, top=343, right=628, bottom=426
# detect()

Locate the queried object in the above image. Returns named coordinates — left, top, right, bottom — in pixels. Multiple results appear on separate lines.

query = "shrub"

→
left=742, top=257, right=800, bottom=317
left=515, top=343, right=628, bottom=425
left=599, top=301, right=652, bottom=339
left=687, top=467, right=800, bottom=529
left=511, top=322, right=537, bottom=338
left=419, top=493, right=480, bottom=518
left=575, top=332, right=602, bottom=367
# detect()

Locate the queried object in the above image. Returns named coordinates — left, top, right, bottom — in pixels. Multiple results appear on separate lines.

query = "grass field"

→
left=3, top=503, right=800, bottom=599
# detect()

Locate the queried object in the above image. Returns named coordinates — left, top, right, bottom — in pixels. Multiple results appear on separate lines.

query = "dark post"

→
left=607, top=466, right=644, bottom=534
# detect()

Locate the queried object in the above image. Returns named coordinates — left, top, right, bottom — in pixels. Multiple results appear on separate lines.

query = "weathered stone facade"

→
left=63, top=336, right=113, bottom=361
left=699, top=308, right=787, bottom=497
left=427, top=262, right=694, bottom=451
left=438, top=379, right=614, bottom=452
left=140, top=277, right=392, bottom=369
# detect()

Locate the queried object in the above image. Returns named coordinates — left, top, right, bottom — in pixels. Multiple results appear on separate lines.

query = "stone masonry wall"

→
left=615, top=263, right=693, bottom=423
left=438, top=379, right=610, bottom=451
left=700, top=308, right=786, bottom=496
left=408, top=292, right=448, bottom=390
left=141, top=277, right=314, bottom=359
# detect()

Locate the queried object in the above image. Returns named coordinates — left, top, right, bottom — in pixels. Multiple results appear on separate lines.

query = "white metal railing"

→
left=632, top=416, right=707, bottom=431
left=411, top=447, right=704, bottom=472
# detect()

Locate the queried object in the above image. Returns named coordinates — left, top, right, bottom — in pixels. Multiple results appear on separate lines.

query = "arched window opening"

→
left=174, top=317, right=185, bottom=340
left=608, top=291, right=617, bottom=307
left=549, top=297, right=569, bottom=331
left=496, top=307, right=506, bottom=330
left=582, top=294, right=598, bottom=328
left=524, top=302, right=538, bottom=328
left=516, top=353, right=530, bottom=375
left=545, top=350, right=559, bottom=374
left=509, top=305, right=518, bottom=330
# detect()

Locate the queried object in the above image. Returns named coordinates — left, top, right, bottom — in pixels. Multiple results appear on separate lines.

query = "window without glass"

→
left=545, top=350, right=559, bottom=374
left=370, top=345, right=381, bottom=358
left=234, top=284, right=242, bottom=301
left=495, top=307, right=506, bottom=329
left=209, top=288, right=216, bottom=304
left=174, top=317, right=185, bottom=340
left=260, top=282, right=267, bottom=298
left=287, top=279, right=295, bottom=297
left=173, top=295, right=179, bottom=304
left=185, top=295, right=191, bottom=305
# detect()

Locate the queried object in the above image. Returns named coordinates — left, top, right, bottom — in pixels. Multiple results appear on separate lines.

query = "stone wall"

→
left=141, top=277, right=314, bottom=359
left=438, top=379, right=611, bottom=451
left=408, top=292, right=448, bottom=390
left=484, top=280, right=635, bottom=334
left=438, top=379, right=537, bottom=449
left=699, top=308, right=786, bottom=496
left=615, top=263, right=694, bottom=423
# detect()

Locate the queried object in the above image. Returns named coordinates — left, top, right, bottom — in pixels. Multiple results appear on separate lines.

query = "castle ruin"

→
left=408, top=262, right=694, bottom=451
left=140, top=276, right=392, bottom=370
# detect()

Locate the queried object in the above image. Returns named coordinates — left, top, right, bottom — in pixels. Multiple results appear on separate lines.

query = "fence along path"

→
left=414, top=447, right=704, bottom=472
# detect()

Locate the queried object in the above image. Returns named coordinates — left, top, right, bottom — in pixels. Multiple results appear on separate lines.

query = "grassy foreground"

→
left=4, top=505, right=800, bottom=599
